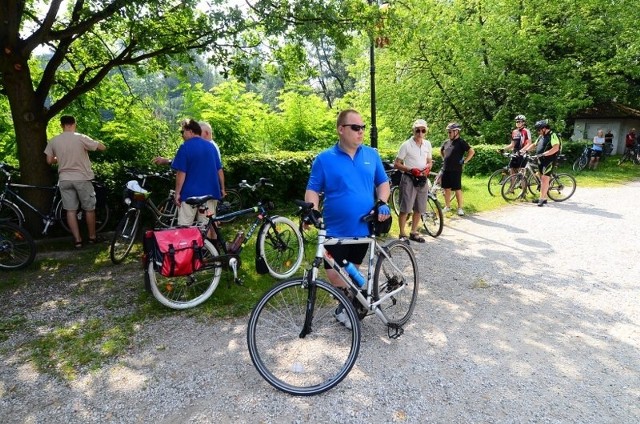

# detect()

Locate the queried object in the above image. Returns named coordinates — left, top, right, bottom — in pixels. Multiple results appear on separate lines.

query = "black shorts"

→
left=509, top=155, right=527, bottom=169
left=441, top=170, right=462, bottom=190
left=324, top=243, right=369, bottom=269
left=591, top=150, right=602, bottom=158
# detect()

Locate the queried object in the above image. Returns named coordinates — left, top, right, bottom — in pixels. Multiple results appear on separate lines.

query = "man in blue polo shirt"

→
left=305, top=109, right=390, bottom=328
left=172, top=119, right=223, bottom=225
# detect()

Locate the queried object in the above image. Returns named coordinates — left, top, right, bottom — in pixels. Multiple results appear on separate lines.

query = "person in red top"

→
left=503, top=114, right=531, bottom=175
left=625, top=129, right=636, bottom=150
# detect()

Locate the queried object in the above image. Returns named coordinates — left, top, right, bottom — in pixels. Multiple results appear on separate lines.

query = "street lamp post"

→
left=369, top=0, right=378, bottom=149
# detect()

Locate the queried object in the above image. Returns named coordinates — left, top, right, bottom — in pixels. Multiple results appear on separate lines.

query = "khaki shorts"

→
left=399, top=174, right=428, bottom=214
left=59, top=180, right=96, bottom=211
left=177, top=199, right=217, bottom=226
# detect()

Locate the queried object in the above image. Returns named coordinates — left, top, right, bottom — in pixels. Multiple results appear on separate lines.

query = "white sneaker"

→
left=443, top=207, right=451, bottom=213
left=334, top=306, right=352, bottom=330
left=457, top=208, right=465, bottom=216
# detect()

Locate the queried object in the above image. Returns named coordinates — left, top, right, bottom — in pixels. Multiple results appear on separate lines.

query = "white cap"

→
left=413, top=119, right=428, bottom=129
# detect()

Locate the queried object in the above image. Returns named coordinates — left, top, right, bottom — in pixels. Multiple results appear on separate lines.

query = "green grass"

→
left=2, top=156, right=639, bottom=380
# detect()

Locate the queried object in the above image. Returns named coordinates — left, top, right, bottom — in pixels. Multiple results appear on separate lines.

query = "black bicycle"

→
left=0, top=163, right=109, bottom=235
left=487, top=152, right=513, bottom=196
left=146, top=178, right=304, bottom=309
left=573, top=145, right=593, bottom=172
left=617, top=144, right=640, bottom=165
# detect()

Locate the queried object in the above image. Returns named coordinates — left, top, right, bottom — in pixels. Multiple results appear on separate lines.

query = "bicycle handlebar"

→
left=237, top=177, right=273, bottom=191
left=124, top=167, right=173, bottom=181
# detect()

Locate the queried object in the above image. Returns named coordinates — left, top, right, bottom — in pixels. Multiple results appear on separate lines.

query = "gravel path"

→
left=2, top=182, right=639, bottom=423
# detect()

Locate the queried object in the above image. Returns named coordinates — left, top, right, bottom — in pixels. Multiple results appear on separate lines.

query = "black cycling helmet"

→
left=534, top=119, right=549, bottom=130
left=515, top=114, right=526, bottom=122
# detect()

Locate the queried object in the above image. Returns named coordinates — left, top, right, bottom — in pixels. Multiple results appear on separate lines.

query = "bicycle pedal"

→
left=387, top=324, right=404, bottom=339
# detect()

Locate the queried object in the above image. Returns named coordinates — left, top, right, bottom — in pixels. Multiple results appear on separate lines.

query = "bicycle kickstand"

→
left=387, top=323, right=404, bottom=339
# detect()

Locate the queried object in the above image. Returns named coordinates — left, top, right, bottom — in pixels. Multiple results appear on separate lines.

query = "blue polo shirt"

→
left=307, top=143, right=388, bottom=237
left=172, top=137, right=222, bottom=200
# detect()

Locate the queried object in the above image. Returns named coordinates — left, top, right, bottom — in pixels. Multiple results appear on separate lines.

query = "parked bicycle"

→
left=0, top=163, right=109, bottom=235
left=145, top=178, right=304, bottom=310
left=501, top=153, right=576, bottom=202
left=487, top=152, right=513, bottom=196
left=573, top=145, right=593, bottom=172
left=388, top=167, right=443, bottom=237
left=215, top=178, right=267, bottom=223
left=617, top=143, right=640, bottom=165
left=109, top=168, right=179, bottom=264
left=0, top=220, right=36, bottom=270
left=247, top=201, right=418, bottom=395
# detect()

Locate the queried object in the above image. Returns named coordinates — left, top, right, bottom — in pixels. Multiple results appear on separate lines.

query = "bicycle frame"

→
left=302, top=225, right=410, bottom=333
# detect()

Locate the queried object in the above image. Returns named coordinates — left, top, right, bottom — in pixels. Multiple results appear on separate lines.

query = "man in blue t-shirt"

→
left=172, top=119, right=223, bottom=225
left=305, top=109, right=391, bottom=328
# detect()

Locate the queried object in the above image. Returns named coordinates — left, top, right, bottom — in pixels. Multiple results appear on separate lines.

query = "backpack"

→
left=143, top=227, right=204, bottom=277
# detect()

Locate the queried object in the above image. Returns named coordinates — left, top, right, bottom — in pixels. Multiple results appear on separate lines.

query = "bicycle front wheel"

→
left=0, top=222, right=36, bottom=270
left=247, top=278, right=361, bottom=396
left=421, top=196, right=443, bottom=237
left=373, top=240, right=419, bottom=326
left=501, top=175, right=526, bottom=201
left=573, top=154, right=588, bottom=172
left=259, top=216, right=304, bottom=279
left=148, top=239, right=222, bottom=309
left=547, top=173, right=576, bottom=202
left=526, top=172, right=541, bottom=198
left=487, top=168, right=509, bottom=197
left=391, top=185, right=401, bottom=215
left=110, top=209, right=141, bottom=264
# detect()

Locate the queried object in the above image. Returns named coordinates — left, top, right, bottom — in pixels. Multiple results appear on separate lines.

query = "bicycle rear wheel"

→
left=547, top=173, right=576, bottom=202
left=156, top=197, right=178, bottom=227
left=573, top=154, right=588, bottom=172
left=501, top=175, right=526, bottom=201
left=247, top=278, right=361, bottom=396
left=56, top=200, right=110, bottom=234
left=110, top=209, right=141, bottom=264
left=487, top=168, right=509, bottom=197
left=373, top=240, right=419, bottom=326
left=0, top=199, right=24, bottom=226
left=391, top=185, right=401, bottom=215
left=259, top=216, right=304, bottom=279
left=216, top=189, right=242, bottom=223
left=526, top=172, right=541, bottom=198
left=0, top=222, right=36, bottom=270
left=421, top=196, right=443, bottom=237
left=148, top=239, right=222, bottom=309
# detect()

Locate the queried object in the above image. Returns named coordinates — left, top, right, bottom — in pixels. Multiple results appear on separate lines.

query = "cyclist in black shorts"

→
left=503, top=114, right=531, bottom=175
left=522, top=119, right=560, bottom=207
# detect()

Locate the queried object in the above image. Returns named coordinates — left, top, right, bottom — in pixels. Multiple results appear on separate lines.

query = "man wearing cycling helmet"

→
left=522, top=119, right=561, bottom=207
left=440, top=122, right=474, bottom=216
left=504, top=114, right=531, bottom=175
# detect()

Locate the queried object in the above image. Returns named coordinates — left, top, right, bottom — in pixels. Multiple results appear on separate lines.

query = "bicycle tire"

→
left=573, top=154, right=588, bottom=172
left=373, top=239, right=419, bottom=326
left=526, top=172, right=541, bottom=198
left=487, top=168, right=509, bottom=197
left=258, top=216, right=304, bottom=279
left=148, top=239, right=222, bottom=309
left=421, top=196, right=443, bottom=237
left=247, top=278, right=361, bottom=396
left=109, top=209, right=141, bottom=264
left=56, top=200, right=110, bottom=234
left=216, top=189, right=242, bottom=223
left=156, top=197, right=178, bottom=227
left=0, top=199, right=24, bottom=226
left=547, top=173, right=576, bottom=202
left=0, top=221, right=36, bottom=270
left=391, top=185, right=401, bottom=215
left=617, top=152, right=629, bottom=165
left=501, top=175, right=526, bottom=202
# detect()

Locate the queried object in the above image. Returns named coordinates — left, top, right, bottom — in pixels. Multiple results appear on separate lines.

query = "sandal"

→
left=409, top=233, right=426, bottom=243
left=87, top=236, right=102, bottom=244
left=74, top=240, right=83, bottom=249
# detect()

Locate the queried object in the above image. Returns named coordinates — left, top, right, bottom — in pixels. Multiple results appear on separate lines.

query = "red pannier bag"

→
left=145, top=227, right=204, bottom=277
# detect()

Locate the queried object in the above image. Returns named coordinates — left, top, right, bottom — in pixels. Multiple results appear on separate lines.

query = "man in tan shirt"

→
left=44, top=115, right=106, bottom=247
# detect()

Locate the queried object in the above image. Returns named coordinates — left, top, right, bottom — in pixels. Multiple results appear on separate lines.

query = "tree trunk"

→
left=2, top=63, right=57, bottom=236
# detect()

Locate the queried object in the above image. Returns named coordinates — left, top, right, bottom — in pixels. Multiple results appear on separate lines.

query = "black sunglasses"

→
left=414, top=128, right=426, bottom=134
left=342, top=124, right=366, bottom=132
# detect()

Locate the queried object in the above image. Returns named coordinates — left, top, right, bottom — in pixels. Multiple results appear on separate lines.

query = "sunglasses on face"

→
left=342, top=124, right=366, bottom=132
left=516, top=120, right=524, bottom=123
left=414, top=128, right=426, bottom=134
